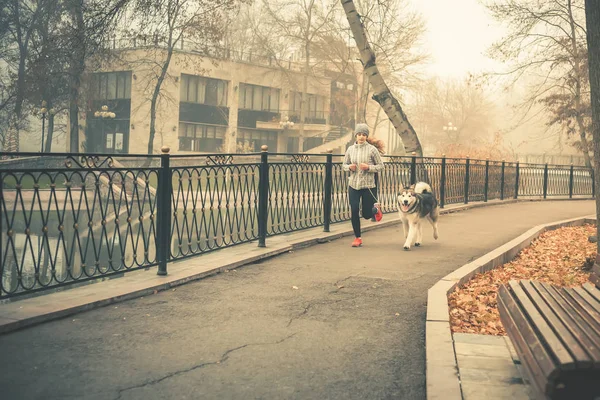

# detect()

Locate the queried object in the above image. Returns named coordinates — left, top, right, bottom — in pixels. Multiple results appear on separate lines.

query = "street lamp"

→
left=279, top=114, right=295, bottom=130
left=279, top=114, right=295, bottom=152
left=94, top=105, right=116, bottom=151
left=39, top=102, right=57, bottom=152
left=442, top=122, right=458, bottom=133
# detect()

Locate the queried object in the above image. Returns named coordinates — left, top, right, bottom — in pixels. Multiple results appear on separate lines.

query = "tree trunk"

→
left=44, top=113, right=55, bottom=152
left=568, top=0, right=593, bottom=170
left=357, top=71, right=369, bottom=123
left=584, top=0, right=600, bottom=257
left=340, top=0, right=423, bottom=156
left=148, top=47, right=174, bottom=154
left=68, top=0, right=85, bottom=153
left=7, top=0, right=30, bottom=152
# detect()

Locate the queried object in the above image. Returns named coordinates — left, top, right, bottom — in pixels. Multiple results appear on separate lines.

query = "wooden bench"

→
left=497, top=277, right=600, bottom=400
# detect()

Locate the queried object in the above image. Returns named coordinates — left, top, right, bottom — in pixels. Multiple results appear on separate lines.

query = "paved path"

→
left=0, top=201, right=595, bottom=400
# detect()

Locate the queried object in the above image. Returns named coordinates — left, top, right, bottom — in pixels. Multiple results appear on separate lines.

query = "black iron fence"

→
left=0, top=150, right=594, bottom=298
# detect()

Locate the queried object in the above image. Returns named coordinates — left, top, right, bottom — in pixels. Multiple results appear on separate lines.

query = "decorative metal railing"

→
left=0, top=150, right=594, bottom=298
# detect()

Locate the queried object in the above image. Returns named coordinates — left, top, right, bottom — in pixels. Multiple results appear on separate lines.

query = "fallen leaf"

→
left=448, top=224, right=596, bottom=336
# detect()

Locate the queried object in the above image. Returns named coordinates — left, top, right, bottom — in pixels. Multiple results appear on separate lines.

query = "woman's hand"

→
left=359, top=163, right=370, bottom=171
left=349, top=164, right=357, bottom=171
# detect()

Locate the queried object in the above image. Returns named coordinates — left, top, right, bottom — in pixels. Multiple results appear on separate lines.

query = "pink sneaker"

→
left=351, top=238, right=363, bottom=247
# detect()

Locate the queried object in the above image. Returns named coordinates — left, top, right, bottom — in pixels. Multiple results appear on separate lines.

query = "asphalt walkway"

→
left=0, top=200, right=595, bottom=400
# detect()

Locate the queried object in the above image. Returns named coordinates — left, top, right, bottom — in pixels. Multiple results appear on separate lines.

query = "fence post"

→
left=500, top=160, right=506, bottom=200
left=157, top=146, right=171, bottom=276
left=543, top=163, right=549, bottom=199
left=323, top=150, right=333, bottom=232
left=568, top=164, right=574, bottom=199
left=464, top=156, right=470, bottom=204
left=258, top=145, right=269, bottom=247
left=440, top=155, right=446, bottom=208
left=514, top=162, right=520, bottom=199
left=410, top=152, right=417, bottom=185
left=484, top=159, right=489, bottom=202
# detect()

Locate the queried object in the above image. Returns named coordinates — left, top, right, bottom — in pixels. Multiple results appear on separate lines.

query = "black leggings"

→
left=349, top=187, right=377, bottom=238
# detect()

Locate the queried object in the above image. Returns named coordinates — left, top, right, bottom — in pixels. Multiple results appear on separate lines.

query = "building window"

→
left=178, top=123, right=225, bottom=152
left=290, top=91, right=326, bottom=120
left=92, top=71, right=132, bottom=100
left=237, top=129, right=277, bottom=152
left=239, top=83, right=280, bottom=112
left=180, top=74, right=228, bottom=106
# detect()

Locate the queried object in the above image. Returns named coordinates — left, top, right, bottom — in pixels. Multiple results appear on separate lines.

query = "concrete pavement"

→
left=0, top=199, right=596, bottom=400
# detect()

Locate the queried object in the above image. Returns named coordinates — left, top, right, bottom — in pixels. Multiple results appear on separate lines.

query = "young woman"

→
left=342, top=123, right=385, bottom=247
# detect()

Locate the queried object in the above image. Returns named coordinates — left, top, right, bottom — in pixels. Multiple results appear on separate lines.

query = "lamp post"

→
left=94, top=105, right=116, bottom=152
left=279, top=114, right=295, bottom=152
left=442, top=122, right=458, bottom=148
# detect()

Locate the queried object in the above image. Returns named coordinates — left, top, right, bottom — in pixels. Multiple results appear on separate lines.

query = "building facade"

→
left=76, top=45, right=357, bottom=155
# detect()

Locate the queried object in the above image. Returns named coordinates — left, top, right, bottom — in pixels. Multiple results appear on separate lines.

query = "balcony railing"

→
left=105, top=36, right=330, bottom=77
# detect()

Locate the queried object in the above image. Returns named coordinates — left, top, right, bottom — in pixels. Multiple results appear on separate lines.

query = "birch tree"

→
left=260, top=0, right=338, bottom=149
left=340, top=0, right=422, bottom=155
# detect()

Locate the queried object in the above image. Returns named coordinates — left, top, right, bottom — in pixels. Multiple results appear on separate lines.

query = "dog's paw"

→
left=433, top=233, right=439, bottom=240
left=415, top=242, right=421, bottom=247
left=403, top=245, right=410, bottom=250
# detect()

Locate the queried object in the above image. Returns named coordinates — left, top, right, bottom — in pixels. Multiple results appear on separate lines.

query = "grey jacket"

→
left=342, top=142, right=384, bottom=190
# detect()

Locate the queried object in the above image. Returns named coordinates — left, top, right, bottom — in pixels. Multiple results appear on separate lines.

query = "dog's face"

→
left=397, top=186, right=417, bottom=212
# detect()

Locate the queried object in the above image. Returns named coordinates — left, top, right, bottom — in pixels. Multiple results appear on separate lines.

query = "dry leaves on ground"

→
left=448, top=224, right=596, bottom=336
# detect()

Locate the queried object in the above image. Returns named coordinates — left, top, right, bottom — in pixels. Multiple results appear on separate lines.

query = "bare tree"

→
left=125, top=0, right=239, bottom=154
left=340, top=0, right=422, bottom=155
left=485, top=0, right=592, bottom=168
left=407, top=76, right=496, bottom=154
left=260, top=0, right=339, bottom=149
left=0, top=0, right=128, bottom=152
left=2, top=0, right=49, bottom=152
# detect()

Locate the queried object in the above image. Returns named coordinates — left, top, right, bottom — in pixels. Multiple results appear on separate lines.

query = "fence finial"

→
left=161, top=146, right=170, bottom=154
left=261, top=145, right=268, bottom=152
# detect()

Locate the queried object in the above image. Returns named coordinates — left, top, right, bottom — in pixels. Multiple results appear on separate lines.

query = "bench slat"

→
left=513, top=281, right=576, bottom=368
left=583, top=282, right=600, bottom=303
left=498, top=285, right=553, bottom=397
left=562, top=287, right=600, bottom=333
left=554, top=286, right=600, bottom=363
left=575, top=285, right=600, bottom=317
left=533, top=282, right=598, bottom=367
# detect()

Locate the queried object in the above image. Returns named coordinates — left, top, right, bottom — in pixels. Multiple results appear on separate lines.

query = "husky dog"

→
left=397, top=182, right=440, bottom=250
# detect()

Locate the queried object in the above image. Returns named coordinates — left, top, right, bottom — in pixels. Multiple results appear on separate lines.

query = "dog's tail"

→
left=414, top=182, right=433, bottom=194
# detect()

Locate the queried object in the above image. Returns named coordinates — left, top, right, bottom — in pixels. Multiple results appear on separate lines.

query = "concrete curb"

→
left=425, top=213, right=596, bottom=400
left=0, top=197, right=592, bottom=335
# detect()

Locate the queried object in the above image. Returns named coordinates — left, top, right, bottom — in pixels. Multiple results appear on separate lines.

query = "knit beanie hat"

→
left=354, top=123, right=369, bottom=137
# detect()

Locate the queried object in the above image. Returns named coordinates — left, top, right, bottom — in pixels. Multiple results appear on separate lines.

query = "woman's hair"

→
left=367, top=137, right=385, bottom=154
